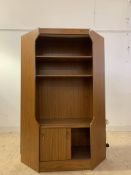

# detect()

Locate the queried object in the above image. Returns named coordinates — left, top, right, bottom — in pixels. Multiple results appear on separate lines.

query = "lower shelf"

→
left=72, top=146, right=90, bottom=159
left=39, top=118, right=92, bottom=128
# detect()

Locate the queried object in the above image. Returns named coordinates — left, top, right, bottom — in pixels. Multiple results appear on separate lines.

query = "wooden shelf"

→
left=36, top=75, right=93, bottom=78
left=36, top=55, right=92, bottom=62
left=36, top=55, right=92, bottom=58
left=40, top=118, right=91, bottom=128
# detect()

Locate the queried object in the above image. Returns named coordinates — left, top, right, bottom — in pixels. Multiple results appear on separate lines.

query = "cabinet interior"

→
left=36, top=35, right=92, bottom=161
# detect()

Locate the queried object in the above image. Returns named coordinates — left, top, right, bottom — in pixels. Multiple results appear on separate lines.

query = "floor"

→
left=0, top=132, right=131, bottom=175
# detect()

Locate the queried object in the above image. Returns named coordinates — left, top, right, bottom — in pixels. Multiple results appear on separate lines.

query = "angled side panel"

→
left=90, top=31, right=106, bottom=168
left=21, top=30, right=39, bottom=171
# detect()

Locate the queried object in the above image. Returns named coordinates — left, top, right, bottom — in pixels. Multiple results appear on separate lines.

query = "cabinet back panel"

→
left=36, top=79, right=93, bottom=120
left=71, top=128, right=90, bottom=146
left=36, top=61, right=92, bottom=75
left=36, top=37, right=92, bottom=56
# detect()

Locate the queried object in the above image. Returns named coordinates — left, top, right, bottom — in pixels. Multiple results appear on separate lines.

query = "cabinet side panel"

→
left=21, top=30, right=39, bottom=171
left=90, top=31, right=106, bottom=167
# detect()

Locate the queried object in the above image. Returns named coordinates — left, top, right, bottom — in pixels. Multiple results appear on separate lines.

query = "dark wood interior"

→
left=36, top=60, right=92, bottom=76
left=36, top=36, right=92, bottom=56
left=71, top=128, right=90, bottom=159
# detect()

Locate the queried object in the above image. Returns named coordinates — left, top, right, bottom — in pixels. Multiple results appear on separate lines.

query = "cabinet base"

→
left=40, top=159, right=92, bottom=172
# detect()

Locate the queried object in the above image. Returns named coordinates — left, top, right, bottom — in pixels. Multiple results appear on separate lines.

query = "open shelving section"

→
left=21, top=28, right=106, bottom=172
left=35, top=33, right=93, bottom=165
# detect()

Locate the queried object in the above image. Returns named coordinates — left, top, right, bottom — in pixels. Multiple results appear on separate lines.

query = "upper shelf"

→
left=36, top=75, right=93, bottom=78
left=36, top=55, right=92, bottom=62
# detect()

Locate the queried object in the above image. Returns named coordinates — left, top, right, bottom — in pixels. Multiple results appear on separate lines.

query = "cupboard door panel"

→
left=40, top=128, right=71, bottom=161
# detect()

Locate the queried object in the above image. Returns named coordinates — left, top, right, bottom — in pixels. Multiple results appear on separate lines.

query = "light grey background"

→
left=0, top=0, right=131, bottom=131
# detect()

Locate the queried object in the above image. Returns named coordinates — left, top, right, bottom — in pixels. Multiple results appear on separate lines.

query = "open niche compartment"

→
left=71, top=128, right=91, bottom=159
left=36, top=34, right=93, bottom=162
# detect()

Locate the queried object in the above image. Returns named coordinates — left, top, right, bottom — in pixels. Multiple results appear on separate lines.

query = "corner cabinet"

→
left=21, top=28, right=106, bottom=172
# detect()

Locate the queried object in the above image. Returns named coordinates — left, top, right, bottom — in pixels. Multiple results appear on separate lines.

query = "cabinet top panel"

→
left=39, top=28, right=90, bottom=35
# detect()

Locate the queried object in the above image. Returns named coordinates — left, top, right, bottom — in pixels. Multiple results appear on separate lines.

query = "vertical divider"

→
left=66, top=128, right=71, bottom=160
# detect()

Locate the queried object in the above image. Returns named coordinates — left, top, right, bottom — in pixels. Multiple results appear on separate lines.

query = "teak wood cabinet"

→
left=21, top=28, right=106, bottom=172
